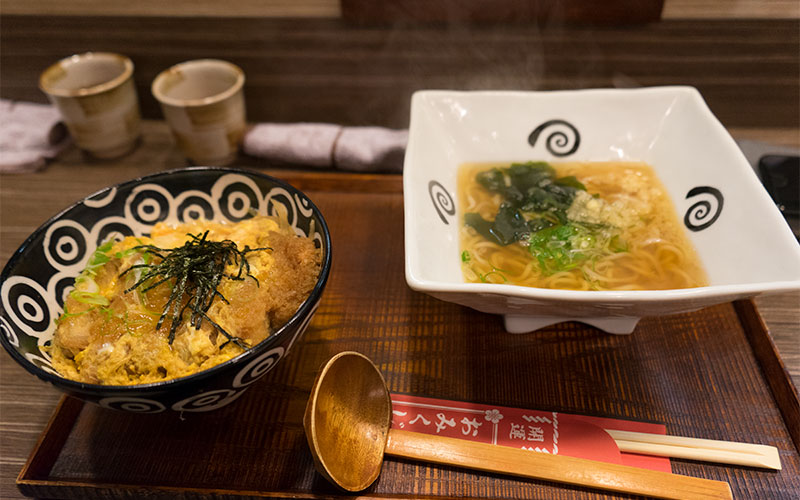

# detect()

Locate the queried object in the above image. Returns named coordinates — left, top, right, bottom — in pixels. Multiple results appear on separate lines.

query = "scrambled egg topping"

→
left=49, top=216, right=320, bottom=385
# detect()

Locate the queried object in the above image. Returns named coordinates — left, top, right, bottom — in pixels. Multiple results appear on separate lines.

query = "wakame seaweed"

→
left=465, top=161, right=585, bottom=246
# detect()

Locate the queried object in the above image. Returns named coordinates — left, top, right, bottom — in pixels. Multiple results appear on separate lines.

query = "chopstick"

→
left=605, top=429, right=781, bottom=470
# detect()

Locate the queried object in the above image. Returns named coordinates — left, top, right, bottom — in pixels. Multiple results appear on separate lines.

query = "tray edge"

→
left=734, top=298, right=800, bottom=454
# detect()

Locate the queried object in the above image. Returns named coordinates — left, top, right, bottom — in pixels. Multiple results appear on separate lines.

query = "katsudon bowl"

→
left=0, top=167, right=331, bottom=413
left=403, top=88, right=800, bottom=334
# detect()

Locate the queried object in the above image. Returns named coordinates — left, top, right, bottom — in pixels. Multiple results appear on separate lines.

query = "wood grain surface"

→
left=1, top=16, right=798, bottom=131
left=662, top=0, right=800, bottom=19
left=0, top=0, right=342, bottom=18
left=339, top=0, right=666, bottom=25
left=0, top=122, right=799, bottom=497
left=2, top=0, right=798, bottom=19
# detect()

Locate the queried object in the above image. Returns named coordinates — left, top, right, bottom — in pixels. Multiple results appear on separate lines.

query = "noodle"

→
left=459, top=161, right=708, bottom=291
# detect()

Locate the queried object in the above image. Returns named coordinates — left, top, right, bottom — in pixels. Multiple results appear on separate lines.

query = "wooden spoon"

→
left=303, top=351, right=733, bottom=499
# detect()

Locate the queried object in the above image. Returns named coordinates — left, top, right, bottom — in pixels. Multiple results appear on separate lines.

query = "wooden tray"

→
left=16, top=173, right=800, bottom=499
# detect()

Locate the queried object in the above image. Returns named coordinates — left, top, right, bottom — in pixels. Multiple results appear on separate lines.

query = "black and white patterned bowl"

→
left=0, top=167, right=331, bottom=413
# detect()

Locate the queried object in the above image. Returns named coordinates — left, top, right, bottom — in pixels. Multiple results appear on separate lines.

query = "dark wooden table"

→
left=1, top=14, right=799, bottom=499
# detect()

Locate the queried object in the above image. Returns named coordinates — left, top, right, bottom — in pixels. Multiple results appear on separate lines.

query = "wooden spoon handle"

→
left=386, top=429, right=732, bottom=500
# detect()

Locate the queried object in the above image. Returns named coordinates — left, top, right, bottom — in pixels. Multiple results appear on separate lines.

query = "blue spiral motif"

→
left=265, top=189, right=297, bottom=227
left=95, top=221, right=136, bottom=247
left=294, top=193, right=314, bottom=218
left=24, top=352, right=57, bottom=375
left=233, top=347, right=284, bottom=388
left=54, top=275, right=76, bottom=307
left=84, top=187, right=118, bottom=208
left=0, top=317, right=18, bottom=348
left=684, top=186, right=724, bottom=231
left=5, top=281, right=50, bottom=334
left=99, top=397, right=166, bottom=413
left=528, top=120, right=580, bottom=157
left=428, top=180, right=455, bottom=225
left=177, top=195, right=215, bottom=223
left=171, top=389, right=246, bottom=412
left=129, top=188, right=170, bottom=225
left=46, top=224, right=87, bottom=268
left=219, top=182, right=260, bottom=222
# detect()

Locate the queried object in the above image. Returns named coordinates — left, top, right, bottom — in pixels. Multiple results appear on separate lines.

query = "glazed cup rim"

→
left=151, top=58, right=245, bottom=108
left=39, top=52, right=134, bottom=98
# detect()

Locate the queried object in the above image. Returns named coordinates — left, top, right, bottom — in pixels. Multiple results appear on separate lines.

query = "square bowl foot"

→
left=504, top=314, right=640, bottom=335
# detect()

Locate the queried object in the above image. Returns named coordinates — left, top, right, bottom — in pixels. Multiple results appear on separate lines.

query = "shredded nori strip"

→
left=119, top=231, right=269, bottom=349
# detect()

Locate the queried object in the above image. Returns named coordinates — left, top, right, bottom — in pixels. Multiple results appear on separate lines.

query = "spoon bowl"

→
left=303, top=351, right=391, bottom=492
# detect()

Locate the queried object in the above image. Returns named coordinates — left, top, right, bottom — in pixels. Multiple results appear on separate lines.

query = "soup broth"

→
left=458, top=161, right=708, bottom=291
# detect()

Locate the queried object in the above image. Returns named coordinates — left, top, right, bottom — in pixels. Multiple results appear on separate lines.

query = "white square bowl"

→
left=403, top=87, right=800, bottom=334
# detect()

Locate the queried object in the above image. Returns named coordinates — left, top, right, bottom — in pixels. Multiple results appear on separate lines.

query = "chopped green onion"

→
left=70, top=290, right=110, bottom=307
left=54, top=304, right=92, bottom=325
left=479, top=270, right=508, bottom=283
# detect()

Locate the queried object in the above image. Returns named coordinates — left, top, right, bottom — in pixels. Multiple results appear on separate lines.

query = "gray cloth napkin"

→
left=243, top=123, right=408, bottom=172
left=0, top=99, right=70, bottom=173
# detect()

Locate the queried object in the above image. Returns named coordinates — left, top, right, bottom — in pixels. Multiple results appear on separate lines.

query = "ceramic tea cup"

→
left=39, top=52, right=141, bottom=159
left=151, top=59, right=246, bottom=166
